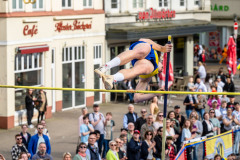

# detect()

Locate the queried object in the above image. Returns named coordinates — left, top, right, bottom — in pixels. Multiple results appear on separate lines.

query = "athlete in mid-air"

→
left=95, top=38, right=172, bottom=103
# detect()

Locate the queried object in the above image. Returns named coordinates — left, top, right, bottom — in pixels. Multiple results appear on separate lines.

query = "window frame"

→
left=133, top=0, right=144, bottom=9
left=180, top=0, right=185, bottom=7
left=83, top=0, right=93, bottom=9
left=32, top=0, right=44, bottom=11
left=111, top=0, right=118, bottom=9
left=62, top=0, right=72, bottom=9
left=194, top=0, right=200, bottom=6
left=12, top=0, right=24, bottom=11
left=159, top=0, right=168, bottom=8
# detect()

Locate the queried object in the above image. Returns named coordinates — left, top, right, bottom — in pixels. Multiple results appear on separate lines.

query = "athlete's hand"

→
left=163, top=44, right=172, bottom=53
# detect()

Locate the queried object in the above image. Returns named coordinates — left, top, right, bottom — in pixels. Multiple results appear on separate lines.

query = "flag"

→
left=205, top=130, right=232, bottom=159
left=174, top=145, right=186, bottom=160
left=227, top=36, right=237, bottom=75
left=158, top=52, right=174, bottom=89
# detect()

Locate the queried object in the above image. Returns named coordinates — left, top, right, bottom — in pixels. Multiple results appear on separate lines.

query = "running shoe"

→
left=102, top=75, right=114, bottom=90
left=94, top=65, right=108, bottom=78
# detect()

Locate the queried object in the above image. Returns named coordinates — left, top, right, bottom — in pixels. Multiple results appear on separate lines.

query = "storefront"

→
left=0, top=1, right=105, bottom=129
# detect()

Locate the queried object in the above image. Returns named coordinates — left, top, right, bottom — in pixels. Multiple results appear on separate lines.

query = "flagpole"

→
left=161, top=35, right=172, bottom=160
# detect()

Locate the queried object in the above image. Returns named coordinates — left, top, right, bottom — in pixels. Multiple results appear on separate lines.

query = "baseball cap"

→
left=133, top=130, right=140, bottom=134
left=174, top=105, right=180, bottom=109
left=212, top=99, right=218, bottom=103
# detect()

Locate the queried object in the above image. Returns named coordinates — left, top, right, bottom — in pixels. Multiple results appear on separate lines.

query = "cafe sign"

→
left=138, top=8, right=176, bottom=20
left=55, top=20, right=92, bottom=33
left=23, top=24, right=38, bottom=37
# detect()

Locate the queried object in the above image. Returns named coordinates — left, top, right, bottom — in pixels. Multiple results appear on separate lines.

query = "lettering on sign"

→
left=211, top=4, right=229, bottom=11
left=23, top=25, right=38, bottom=37
left=55, top=20, right=92, bottom=33
left=138, top=8, right=176, bottom=21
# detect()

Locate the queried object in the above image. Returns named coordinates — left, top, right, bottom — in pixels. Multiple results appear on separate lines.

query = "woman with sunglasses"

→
left=153, top=112, right=163, bottom=131
left=106, top=141, right=119, bottom=160
left=209, top=109, right=221, bottom=135
left=73, top=142, right=89, bottom=160
left=140, top=130, right=156, bottom=160
left=154, top=127, right=163, bottom=160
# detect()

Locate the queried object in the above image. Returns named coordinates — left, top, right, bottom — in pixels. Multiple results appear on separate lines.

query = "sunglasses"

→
left=38, top=128, right=44, bottom=130
left=147, top=133, right=153, bottom=136
left=80, top=146, right=87, bottom=149
left=17, top=138, right=22, bottom=140
left=210, top=112, right=215, bottom=113
left=111, top=144, right=117, bottom=146
left=158, top=115, right=163, bottom=117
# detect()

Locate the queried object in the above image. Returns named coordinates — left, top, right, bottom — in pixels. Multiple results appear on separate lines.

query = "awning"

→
left=18, top=44, right=49, bottom=54
left=106, top=19, right=217, bottom=41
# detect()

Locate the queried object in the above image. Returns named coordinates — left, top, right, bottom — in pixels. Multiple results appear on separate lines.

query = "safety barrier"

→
left=174, top=127, right=240, bottom=160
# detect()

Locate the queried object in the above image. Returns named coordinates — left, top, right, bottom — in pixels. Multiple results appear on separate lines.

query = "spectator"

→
left=218, top=68, right=226, bottom=83
left=103, top=112, right=115, bottom=159
left=11, top=134, right=30, bottom=160
left=36, top=89, right=48, bottom=123
left=34, top=120, right=50, bottom=140
left=123, top=104, right=138, bottom=129
left=106, top=141, right=119, bottom=160
left=187, top=77, right=195, bottom=91
left=194, top=77, right=207, bottom=92
left=223, top=107, right=235, bottom=133
left=135, top=108, right=147, bottom=132
left=89, top=104, right=105, bottom=156
left=79, top=107, right=88, bottom=137
left=165, top=136, right=176, bottom=160
left=211, top=100, right=221, bottom=118
left=25, top=89, right=37, bottom=128
left=181, top=120, right=195, bottom=160
left=140, top=114, right=155, bottom=140
left=86, top=132, right=101, bottom=160
left=183, top=88, right=197, bottom=118
left=227, top=96, right=237, bottom=110
left=32, top=142, right=53, bottom=160
left=174, top=105, right=186, bottom=128
left=28, top=123, right=51, bottom=158
left=153, top=112, right=163, bottom=131
left=214, top=154, right=222, bottom=160
left=219, top=101, right=228, bottom=122
left=73, top=142, right=89, bottom=160
left=204, top=73, right=213, bottom=92
left=190, top=116, right=203, bottom=160
left=197, top=61, right=206, bottom=82
left=18, top=152, right=28, bottom=160
left=209, top=109, right=221, bottom=135
left=150, top=96, right=159, bottom=120
left=120, top=128, right=128, bottom=136
left=140, top=130, right=156, bottom=160
left=165, top=119, right=177, bottom=141
left=216, top=75, right=225, bottom=88
left=214, top=80, right=223, bottom=93
left=115, top=138, right=126, bottom=160
left=207, top=96, right=221, bottom=110
left=63, top=152, right=72, bottom=160
left=127, top=123, right=135, bottom=142
left=219, top=44, right=228, bottom=64
left=20, top=124, right=31, bottom=149
left=154, top=127, right=163, bottom=160
left=167, top=111, right=180, bottom=137
left=80, top=115, right=94, bottom=143
left=223, top=76, right=235, bottom=97
left=196, top=92, right=207, bottom=120
left=202, top=112, right=215, bottom=137
left=220, top=93, right=230, bottom=103
left=127, top=130, right=141, bottom=160
left=119, top=134, right=127, bottom=153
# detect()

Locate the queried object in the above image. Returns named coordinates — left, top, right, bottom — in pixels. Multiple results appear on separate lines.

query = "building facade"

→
left=0, top=0, right=105, bottom=129
left=104, top=0, right=214, bottom=83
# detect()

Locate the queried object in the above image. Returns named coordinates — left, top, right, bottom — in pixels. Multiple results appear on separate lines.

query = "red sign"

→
left=23, top=25, right=38, bottom=37
left=138, top=8, right=175, bottom=20
left=55, top=20, right=92, bottom=33
left=234, top=22, right=238, bottom=30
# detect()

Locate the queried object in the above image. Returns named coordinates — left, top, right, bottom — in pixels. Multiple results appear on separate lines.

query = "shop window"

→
left=195, top=0, right=199, bottom=5
left=14, top=52, right=43, bottom=111
left=133, top=0, right=143, bottom=8
left=62, top=0, right=72, bottom=9
left=32, top=0, right=44, bottom=10
left=159, top=0, right=168, bottom=7
left=83, top=0, right=92, bottom=8
left=12, top=0, right=23, bottom=11
left=180, top=0, right=185, bottom=6
left=111, top=0, right=118, bottom=9
left=94, top=45, right=102, bottom=59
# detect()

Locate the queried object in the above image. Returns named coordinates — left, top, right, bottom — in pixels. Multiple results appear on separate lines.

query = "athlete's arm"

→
left=139, top=38, right=172, bottom=53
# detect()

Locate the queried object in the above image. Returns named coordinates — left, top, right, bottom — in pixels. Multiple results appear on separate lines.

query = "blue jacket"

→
left=127, top=138, right=141, bottom=160
left=28, top=134, right=51, bottom=158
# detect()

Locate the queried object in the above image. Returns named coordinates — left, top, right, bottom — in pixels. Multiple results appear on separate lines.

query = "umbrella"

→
left=227, top=36, right=237, bottom=75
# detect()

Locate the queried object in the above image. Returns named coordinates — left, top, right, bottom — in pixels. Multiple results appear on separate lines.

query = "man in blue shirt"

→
left=80, top=115, right=94, bottom=143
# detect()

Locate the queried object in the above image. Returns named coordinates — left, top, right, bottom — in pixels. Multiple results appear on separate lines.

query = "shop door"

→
left=62, top=46, right=85, bottom=109
left=51, top=49, right=56, bottom=112
left=94, top=45, right=102, bottom=103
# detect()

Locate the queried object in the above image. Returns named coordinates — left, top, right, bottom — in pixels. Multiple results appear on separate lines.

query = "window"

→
left=32, top=0, right=43, bottom=10
left=195, top=0, right=199, bottom=5
left=83, top=0, right=92, bottom=8
left=111, top=0, right=118, bottom=9
left=12, top=0, right=23, bottom=11
left=62, top=0, right=72, bottom=8
left=133, top=0, right=143, bottom=8
left=15, top=53, right=43, bottom=111
left=94, top=45, right=102, bottom=59
left=159, top=0, right=168, bottom=7
left=180, top=0, right=185, bottom=6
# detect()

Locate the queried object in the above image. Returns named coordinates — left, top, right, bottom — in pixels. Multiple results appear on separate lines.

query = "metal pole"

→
left=161, top=35, right=172, bottom=160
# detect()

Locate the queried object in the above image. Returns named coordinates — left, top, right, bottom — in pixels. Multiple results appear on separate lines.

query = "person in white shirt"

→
left=194, top=78, right=207, bottom=92
left=217, top=76, right=225, bottom=88
left=197, top=61, right=206, bottom=82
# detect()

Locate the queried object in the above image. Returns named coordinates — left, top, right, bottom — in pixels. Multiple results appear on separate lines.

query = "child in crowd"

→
left=165, top=136, right=176, bottom=160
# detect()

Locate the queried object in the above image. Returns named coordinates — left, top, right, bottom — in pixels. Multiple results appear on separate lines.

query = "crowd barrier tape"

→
left=1, top=85, right=240, bottom=95
left=175, top=129, right=240, bottom=160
